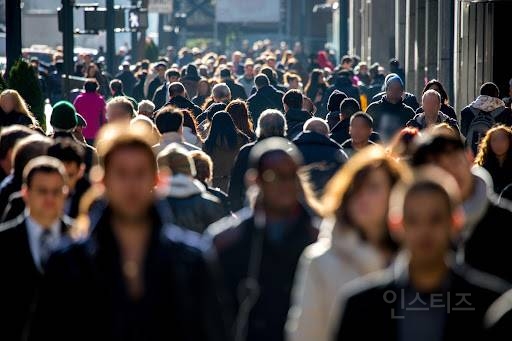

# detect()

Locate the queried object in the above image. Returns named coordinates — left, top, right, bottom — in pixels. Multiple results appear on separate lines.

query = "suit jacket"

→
left=0, top=215, right=71, bottom=341
left=334, top=255, right=510, bottom=341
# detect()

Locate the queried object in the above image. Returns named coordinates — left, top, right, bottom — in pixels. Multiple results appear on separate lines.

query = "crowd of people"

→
left=2, top=40, right=512, bottom=340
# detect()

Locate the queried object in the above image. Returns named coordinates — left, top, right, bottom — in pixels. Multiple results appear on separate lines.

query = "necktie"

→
left=39, top=230, right=53, bottom=270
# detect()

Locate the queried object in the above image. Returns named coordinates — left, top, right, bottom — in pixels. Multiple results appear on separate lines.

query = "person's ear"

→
left=21, top=184, right=29, bottom=205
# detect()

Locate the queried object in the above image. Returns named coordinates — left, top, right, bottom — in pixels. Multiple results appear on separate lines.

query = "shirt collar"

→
left=25, top=209, right=61, bottom=240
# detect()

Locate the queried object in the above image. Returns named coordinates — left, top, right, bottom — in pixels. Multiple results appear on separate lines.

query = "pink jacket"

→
left=73, top=92, right=106, bottom=140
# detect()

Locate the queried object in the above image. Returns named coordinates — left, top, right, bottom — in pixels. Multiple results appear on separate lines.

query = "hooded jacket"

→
left=285, top=109, right=312, bottom=140
left=461, top=95, right=512, bottom=137
left=406, top=111, right=460, bottom=132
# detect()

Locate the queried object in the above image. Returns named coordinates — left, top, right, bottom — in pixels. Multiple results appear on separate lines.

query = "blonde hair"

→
left=0, top=89, right=35, bottom=123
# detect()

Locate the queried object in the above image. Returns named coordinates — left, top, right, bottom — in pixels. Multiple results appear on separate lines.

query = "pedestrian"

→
left=474, top=125, right=512, bottom=194
left=370, top=73, right=419, bottom=111
left=73, top=79, right=106, bottom=144
left=0, top=125, right=34, bottom=183
left=163, top=82, right=203, bottom=117
left=237, top=59, right=255, bottom=97
left=153, top=107, right=200, bottom=153
left=247, top=74, right=284, bottom=126
left=192, top=78, right=211, bottom=108
left=181, top=64, right=201, bottom=99
left=152, top=68, right=181, bottom=110
left=226, top=99, right=256, bottom=141
left=137, top=100, right=156, bottom=119
left=283, top=89, right=312, bottom=140
left=109, top=79, right=138, bottom=109
left=416, top=79, right=457, bottom=120
left=287, top=145, right=409, bottom=341
left=341, top=112, right=376, bottom=158
left=329, top=97, right=361, bottom=144
left=147, top=61, right=167, bottom=101
left=182, top=109, right=203, bottom=147
left=406, top=89, right=459, bottom=132
left=304, top=69, right=328, bottom=118
left=114, top=61, right=136, bottom=96
left=105, top=96, right=135, bottom=123
left=220, top=68, right=247, bottom=100
left=203, top=111, right=249, bottom=192
left=0, top=89, right=37, bottom=128
left=324, top=90, right=347, bottom=130
left=206, top=137, right=319, bottom=341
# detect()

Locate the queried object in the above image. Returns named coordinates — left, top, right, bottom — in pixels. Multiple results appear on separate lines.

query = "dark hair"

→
left=350, top=112, right=373, bottom=128
left=341, top=55, right=353, bottom=65
left=109, top=79, right=124, bottom=94
left=480, top=82, right=500, bottom=98
left=283, top=89, right=303, bottom=110
left=226, top=99, right=254, bottom=138
left=304, top=69, right=324, bottom=100
left=165, top=68, right=181, bottom=80
left=411, top=135, right=465, bottom=167
left=190, top=150, right=213, bottom=183
left=182, top=109, right=199, bottom=135
left=0, top=125, right=34, bottom=160
left=260, top=67, right=277, bottom=84
left=13, top=135, right=53, bottom=180
left=423, top=79, right=449, bottom=104
left=220, top=67, right=232, bottom=79
left=204, top=111, right=245, bottom=153
left=340, top=98, right=361, bottom=118
left=155, top=107, right=184, bottom=134
left=327, top=90, right=347, bottom=112
left=48, top=138, right=85, bottom=166
left=84, top=79, right=99, bottom=92
left=255, top=74, right=270, bottom=88
left=169, top=82, right=186, bottom=97
left=23, top=156, right=67, bottom=188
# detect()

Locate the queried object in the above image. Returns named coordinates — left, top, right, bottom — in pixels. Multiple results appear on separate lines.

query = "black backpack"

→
left=466, top=106, right=505, bottom=153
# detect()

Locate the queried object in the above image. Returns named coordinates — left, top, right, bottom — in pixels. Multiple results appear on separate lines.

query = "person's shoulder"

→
left=337, top=268, right=394, bottom=308
left=161, top=223, right=209, bottom=255
left=453, top=264, right=511, bottom=295
left=0, top=214, right=25, bottom=236
left=204, top=208, right=253, bottom=248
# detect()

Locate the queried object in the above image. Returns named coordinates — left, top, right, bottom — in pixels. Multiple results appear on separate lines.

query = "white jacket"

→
left=286, top=219, right=384, bottom=341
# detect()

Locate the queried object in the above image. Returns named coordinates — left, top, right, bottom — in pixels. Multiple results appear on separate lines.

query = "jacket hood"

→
left=470, top=95, right=505, bottom=112
left=167, top=174, right=205, bottom=199
left=286, top=108, right=311, bottom=122
left=293, top=131, right=341, bottom=149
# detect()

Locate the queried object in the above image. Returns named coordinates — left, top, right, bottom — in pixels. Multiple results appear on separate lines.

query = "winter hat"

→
left=157, top=143, right=196, bottom=177
left=327, top=90, right=348, bottom=112
left=50, top=101, right=78, bottom=131
left=385, top=74, right=404, bottom=90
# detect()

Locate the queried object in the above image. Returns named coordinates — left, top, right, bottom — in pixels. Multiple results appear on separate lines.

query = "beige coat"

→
left=286, top=219, right=384, bottom=341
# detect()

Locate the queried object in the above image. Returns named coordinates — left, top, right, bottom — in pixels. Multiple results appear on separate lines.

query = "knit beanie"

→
left=385, top=74, right=404, bottom=90
left=50, top=101, right=78, bottom=131
left=327, top=90, right=347, bottom=112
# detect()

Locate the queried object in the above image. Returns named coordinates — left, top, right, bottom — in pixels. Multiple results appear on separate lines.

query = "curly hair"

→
left=475, top=125, right=512, bottom=166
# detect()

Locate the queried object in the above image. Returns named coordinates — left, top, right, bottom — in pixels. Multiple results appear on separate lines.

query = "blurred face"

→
left=259, top=154, right=299, bottom=214
left=490, top=130, right=510, bottom=157
left=359, top=65, right=368, bottom=74
left=347, top=167, right=392, bottom=242
left=267, top=59, right=276, bottom=68
left=434, top=152, right=473, bottom=201
left=244, top=64, right=254, bottom=77
left=198, top=82, right=209, bottom=96
left=403, top=190, right=452, bottom=265
left=288, top=79, right=299, bottom=89
left=104, top=148, right=157, bottom=220
left=167, top=75, right=179, bottom=83
left=107, top=104, right=132, bottom=123
left=317, top=75, right=325, bottom=84
left=63, top=161, right=84, bottom=191
left=386, top=82, right=404, bottom=104
left=422, top=93, right=441, bottom=116
left=23, top=172, right=67, bottom=225
left=349, top=117, right=372, bottom=144
left=157, top=66, right=166, bottom=78
left=1, top=94, right=16, bottom=113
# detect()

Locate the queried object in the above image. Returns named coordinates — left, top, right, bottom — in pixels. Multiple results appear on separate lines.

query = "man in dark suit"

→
left=333, top=167, right=510, bottom=340
left=247, top=74, right=284, bottom=127
left=0, top=156, right=72, bottom=340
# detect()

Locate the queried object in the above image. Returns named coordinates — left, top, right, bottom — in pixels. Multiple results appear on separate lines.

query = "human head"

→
left=47, top=138, right=85, bottom=191
left=475, top=125, right=512, bottom=167
left=203, top=111, right=240, bottom=153
left=247, top=137, right=303, bottom=214
left=226, top=99, right=253, bottom=135
left=95, top=123, right=158, bottom=220
left=190, top=150, right=213, bottom=185
left=387, top=127, right=420, bottom=162
left=385, top=74, right=404, bottom=104
left=84, top=78, right=99, bottom=93
left=22, top=156, right=68, bottom=226
left=0, top=89, right=34, bottom=120
left=12, top=134, right=53, bottom=181
left=339, top=97, right=361, bottom=121
left=244, top=60, right=254, bottom=77
left=197, top=78, right=211, bottom=97
left=349, top=112, right=373, bottom=145
left=137, top=100, right=156, bottom=118
left=109, top=79, right=124, bottom=96
left=157, top=144, right=196, bottom=178
left=303, top=117, right=329, bottom=136
left=423, top=79, right=449, bottom=104
left=154, top=62, right=167, bottom=78
left=283, top=89, right=303, bottom=112
left=341, top=55, right=353, bottom=70
left=327, top=90, right=347, bottom=112
left=165, top=68, right=181, bottom=83
left=106, top=96, right=134, bottom=122
left=130, top=115, right=161, bottom=146
left=51, top=101, right=78, bottom=132
left=0, top=125, right=34, bottom=175
left=412, top=134, right=474, bottom=201
left=323, top=145, right=410, bottom=250
left=219, top=67, right=232, bottom=80
left=421, top=89, right=442, bottom=117
left=285, top=73, right=301, bottom=90
left=261, top=67, right=277, bottom=85
left=212, top=83, right=231, bottom=103
left=155, top=106, right=184, bottom=135
left=254, top=74, right=270, bottom=89
left=388, top=166, right=463, bottom=266
left=168, top=82, right=186, bottom=98
left=480, top=82, right=500, bottom=98
left=256, top=109, right=287, bottom=139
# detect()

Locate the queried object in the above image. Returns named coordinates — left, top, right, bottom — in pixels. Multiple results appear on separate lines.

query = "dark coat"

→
left=247, top=85, right=284, bottom=125
left=147, top=76, right=164, bottom=102
left=341, top=139, right=377, bottom=158
left=205, top=185, right=231, bottom=215
left=29, top=203, right=231, bottom=341
left=224, top=79, right=248, bottom=101
left=416, top=103, right=457, bottom=121
left=481, top=158, right=512, bottom=194
left=132, top=73, right=147, bottom=102
left=53, top=131, right=98, bottom=175
left=0, top=175, right=21, bottom=214
left=285, top=109, right=312, bottom=141
left=371, top=91, right=420, bottom=111
left=406, top=111, right=460, bottom=132
left=228, top=141, right=257, bottom=212
left=330, top=119, right=380, bottom=145
left=165, top=175, right=227, bottom=233
left=366, top=96, right=416, bottom=141
left=0, top=215, right=71, bottom=341
left=114, top=70, right=136, bottom=96
left=0, top=110, right=34, bottom=128
left=152, top=82, right=168, bottom=110
left=206, top=206, right=318, bottom=341
left=163, top=96, right=203, bottom=117
left=460, top=105, right=512, bottom=138
left=293, top=132, right=347, bottom=194
left=322, top=77, right=360, bottom=110
left=325, top=110, right=340, bottom=130
left=334, top=259, right=510, bottom=341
